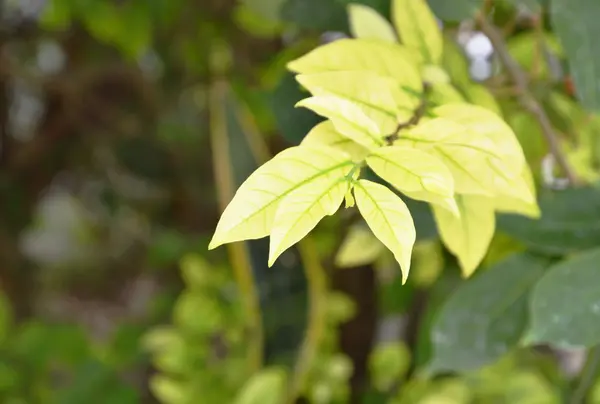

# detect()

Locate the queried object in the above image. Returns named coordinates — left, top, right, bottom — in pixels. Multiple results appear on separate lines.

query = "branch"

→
left=475, top=13, right=580, bottom=185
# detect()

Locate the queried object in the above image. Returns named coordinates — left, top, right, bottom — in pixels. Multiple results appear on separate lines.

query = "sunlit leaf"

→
left=296, top=95, right=386, bottom=148
left=287, top=38, right=422, bottom=92
left=353, top=179, right=416, bottom=283
left=391, top=0, right=443, bottom=64
left=366, top=146, right=459, bottom=215
left=209, top=145, right=354, bottom=248
left=335, top=223, right=385, bottom=267
left=296, top=70, right=419, bottom=123
left=428, top=253, right=550, bottom=373
left=493, top=168, right=541, bottom=219
left=432, top=195, right=495, bottom=276
left=301, top=120, right=369, bottom=161
left=396, top=118, right=501, bottom=195
left=268, top=166, right=352, bottom=265
left=348, top=3, right=397, bottom=43
left=526, top=248, right=600, bottom=347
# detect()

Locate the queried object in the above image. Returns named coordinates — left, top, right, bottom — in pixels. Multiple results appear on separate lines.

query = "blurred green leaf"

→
left=498, top=186, right=600, bottom=255
left=233, top=367, right=287, bottom=404
left=369, top=343, right=411, bottom=391
left=551, top=0, right=600, bottom=112
left=427, top=253, right=550, bottom=373
left=426, top=0, right=481, bottom=22
left=525, top=248, right=600, bottom=347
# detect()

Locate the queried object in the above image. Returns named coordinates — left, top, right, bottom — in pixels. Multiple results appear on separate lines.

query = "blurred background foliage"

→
left=2, top=0, right=600, bottom=403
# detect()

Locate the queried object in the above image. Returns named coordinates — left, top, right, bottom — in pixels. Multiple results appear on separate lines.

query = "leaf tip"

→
left=207, top=236, right=222, bottom=250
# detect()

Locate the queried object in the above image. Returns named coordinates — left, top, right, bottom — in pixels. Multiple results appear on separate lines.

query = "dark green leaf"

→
left=525, top=248, right=600, bottom=347
left=551, top=0, right=600, bottom=112
left=426, top=0, right=482, bottom=22
left=498, top=186, right=600, bottom=255
left=427, top=253, right=550, bottom=373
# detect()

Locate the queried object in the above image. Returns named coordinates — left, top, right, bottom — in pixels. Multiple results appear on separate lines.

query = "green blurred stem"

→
left=287, top=237, right=328, bottom=403
left=570, top=345, right=600, bottom=404
left=209, top=80, right=264, bottom=371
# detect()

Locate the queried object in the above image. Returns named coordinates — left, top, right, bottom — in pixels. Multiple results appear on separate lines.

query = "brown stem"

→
left=476, top=12, right=580, bottom=185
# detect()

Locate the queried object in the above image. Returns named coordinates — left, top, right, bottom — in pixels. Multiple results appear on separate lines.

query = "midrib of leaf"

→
left=310, top=88, right=409, bottom=118
left=231, top=160, right=355, bottom=230
left=436, top=149, right=490, bottom=191
left=276, top=176, right=349, bottom=244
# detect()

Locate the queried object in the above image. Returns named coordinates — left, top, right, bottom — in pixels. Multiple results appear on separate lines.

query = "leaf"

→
left=268, top=165, right=351, bottom=265
left=493, top=168, right=541, bottom=219
left=348, top=3, right=397, bottom=43
left=296, top=70, right=419, bottom=124
left=392, top=0, right=443, bottom=64
left=370, top=342, right=411, bottom=391
left=353, top=179, right=416, bottom=283
left=296, top=96, right=386, bottom=148
left=498, top=186, right=600, bottom=255
left=426, top=0, right=482, bottom=22
left=366, top=146, right=459, bottom=215
left=281, top=0, right=349, bottom=31
left=335, top=224, right=385, bottom=267
left=551, top=0, right=600, bottom=112
left=432, top=195, right=495, bottom=276
left=397, top=118, right=503, bottom=196
left=301, top=120, right=369, bottom=161
left=287, top=38, right=422, bottom=93
left=526, top=248, right=600, bottom=348
left=234, top=367, right=287, bottom=404
left=428, top=253, right=550, bottom=374
left=209, top=145, right=354, bottom=248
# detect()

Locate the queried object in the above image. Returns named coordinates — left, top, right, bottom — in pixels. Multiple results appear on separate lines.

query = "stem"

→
left=570, top=345, right=600, bottom=404
left=287, top=237, right=328, bottom=403
left=475, top=12, right=581, bottom=185
left=208, top=79, right=264, bottom=371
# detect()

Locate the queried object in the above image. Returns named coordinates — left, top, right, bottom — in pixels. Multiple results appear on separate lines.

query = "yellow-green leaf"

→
left=348, top=4, right=397, bottom=43
left=287, top=38, right=422, bottom=92
left=366, top=146, right=459, bottom=215
left=301, top=120, right=369, bottom=161
left=432, top=195, right=496, bottom=277
left=296, top=70, right=419, bottom=124
left=234, top=367, right=287, bottom=404
left=209, top=145, right=354, bottom=248
left=268, top=167, right=352, bottom=266
left=397, top=117, right=502, bottom=195
left=353, top=179, right=416, bottom=283
left=461, top=84, right=502, bottom=116
left=391, top=0, right=443, bottom=64
left=335, top=224, right=385, bottom=267
left=493, top=167, right=541, bottom=219
left=296, top=95, right=386, bottom=149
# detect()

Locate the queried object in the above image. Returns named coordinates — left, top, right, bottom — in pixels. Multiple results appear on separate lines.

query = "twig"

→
left=384, top=82, right=431, bottom=145
left=570, top=345, right=600, bottom=404
left=475, top=13, right=580, bottom=185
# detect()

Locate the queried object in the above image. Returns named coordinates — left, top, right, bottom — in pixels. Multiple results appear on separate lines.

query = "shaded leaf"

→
left=498, top=186, right=600, bottom=255
left=551, top=0, right=600, bottom=111
left=428, top=253, right=550, bottom=373
left=353, top=179, right=416, bottom=283
left=526, top=248, right=600, bottom=347
left=335, top=224, right=385, bottom=267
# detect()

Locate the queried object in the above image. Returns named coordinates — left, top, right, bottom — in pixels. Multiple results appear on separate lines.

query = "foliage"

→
left=4, top=0, right=600, bottom=402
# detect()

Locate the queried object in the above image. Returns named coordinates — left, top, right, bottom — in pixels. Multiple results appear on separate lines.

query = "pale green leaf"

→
left=366, top=146, right=458, bottom=215
left=296, top=95, right=385, bottom=149
left=209, top=145, right=354, bottom=248
left=287, top=38, right=422, bottom=92
left=392, top=0, right=443, bottom=64
left=301, top=120, right=369, bottom=161
left=348, top=4, right=397, bottom=43
left=493, top=168, right=540, bottom=219
left=461, top=84, right=502, bottom=116
left=370, top=342, right=411, bottom=391
left=397, top=117, right=502, bottom=195
left=526, top=248, right=600, bottom=347
left=234, top=367, right=287, bottom=404
left=353, top=179, right=416, bottom=283
left=268, top=166, right=352, bottom=265
left=428, top=253, right=550, bottom=373
left=296, top=70, right=419, bottom=124
left=335, top=224, right=385, bottom=267
left=432, top=195, right=495, bottom=277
